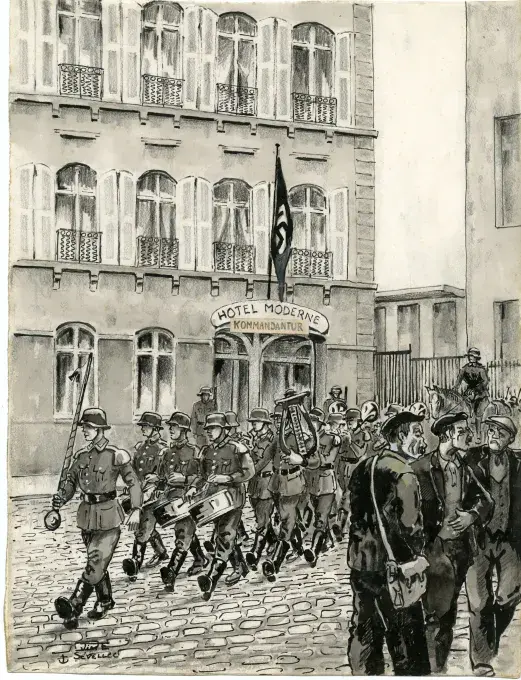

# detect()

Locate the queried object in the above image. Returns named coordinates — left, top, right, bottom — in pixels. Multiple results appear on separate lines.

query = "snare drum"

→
left=153, top=494, right=191, bottom=528
left=189, top=489, right=236, bottom=526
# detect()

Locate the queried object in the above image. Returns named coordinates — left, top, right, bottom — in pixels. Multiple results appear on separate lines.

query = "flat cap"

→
left=485, top=415, right=517, bottom=438
left=381, top=411, right=423, bottom=438
left=431, top=411, right=468, bottom=437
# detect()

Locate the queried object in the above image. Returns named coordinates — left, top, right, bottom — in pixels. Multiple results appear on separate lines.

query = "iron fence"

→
left=292, top=249, right=332, bottom=278
left=57, top=229, right=101, bottom=263
left=59, top=64, right=103, bottom=100
left=214, top=242, right=255, bottom=273
left=216, top=84, right=257, bottom=116
left=137, top=236, right=179, bottom=268
left=293, top=93, right=337, bottom=125
left=142, top=75, right=183, bottom=108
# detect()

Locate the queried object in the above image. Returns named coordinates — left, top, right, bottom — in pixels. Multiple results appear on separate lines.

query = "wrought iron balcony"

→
left=59, top=64, right=103, bottom=100
left=57, top=229, right=101, bottom=263
left=142, top=75, right=183, bottom=108
left=137, top=236, right=179, bottom=268
left=216, top=84, right=257, bottom=117
left=214, top=242, right=255, bottom=274
left=292, top=249, right=332, bottom=278
left=292, top=93, right=337, bottom=126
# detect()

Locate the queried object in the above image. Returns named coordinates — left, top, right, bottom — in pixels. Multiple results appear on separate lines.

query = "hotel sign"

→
left=211, top=300, right=329, bottom=336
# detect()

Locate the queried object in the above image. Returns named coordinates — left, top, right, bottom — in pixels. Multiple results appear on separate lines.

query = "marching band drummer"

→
left=157, top=411, right=208, bottom=592
left=185, top=413, right=255, bottom=601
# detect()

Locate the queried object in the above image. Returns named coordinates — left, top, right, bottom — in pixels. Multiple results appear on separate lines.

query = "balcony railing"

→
left=57, top=229, right=101, bottom=263
left=59, top=64, right=103, bottom=100
left=137, top=236, right=179, bottom=268
left=292, top=93, right=337, bottom=126
left=214, top=242, right=255, bottom=273
left=216, top=84, right=257, bottom=117
left=292, top=249, right=332, bottom=278
left=142, top=75, right=183, bottom=108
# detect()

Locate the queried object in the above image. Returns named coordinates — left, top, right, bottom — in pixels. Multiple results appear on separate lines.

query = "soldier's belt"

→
left=340, top=457, right=358, bottom=463
left=273, top=466, right=300, bottom=476
left=81, top=490, right=117, bottom=505
left=320, top=463, right=335, bottom=471
left=259, top=471, right=272, bottom=478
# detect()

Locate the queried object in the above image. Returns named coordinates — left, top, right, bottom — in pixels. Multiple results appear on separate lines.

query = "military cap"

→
left=381, top=411, right=423, bottom=439
left=467, top=347, right=481, bottom=358
left=409, top=402, right=428, bottom=420
left=198, top=386, right=213, bottom=397
left=79, top=408, right=111, bottom=430
left=329, top=385, right=343, bottom=395
left=271, top=403, right=284, bottom=418
left=225, top=411, right=240, bottom=428
left=309, top=407, right=326, bottom=425
left=485, top=415, right=517, bottom=438
left=137, top=411, right=162, bottom=429
left=345, top=408, right=362, bottom=421
left=248, top=408, right=272, bottom=424
left=361, top=401, right=379, bottom=423
left=165, top=411, right=190, bottom=429
left=204, top=413, right=227, bottom=430
left=284, top=388, right=297, bottom=399
left=327, top=412, right=345, bottom=424
left=384, top=403, right=403, bottom=417
left=431, top=411, right=468, bottom=437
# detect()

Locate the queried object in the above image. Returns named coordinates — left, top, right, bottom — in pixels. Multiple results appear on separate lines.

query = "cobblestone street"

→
left=7, top=496, right=521, bottom=675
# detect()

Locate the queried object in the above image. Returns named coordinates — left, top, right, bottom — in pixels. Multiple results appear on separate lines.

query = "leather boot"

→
left=303, top=504, right=314, bottom=529
left=262, top=540, right=290, bottom=582
left=332, top=509, right=348, bottom=542
left=122, top=541, right=147, bottom=581
left=160, top=549, right=187, bottom=592
left=88, top=573, right=115, bottom=620
left=494, top=601, right=518, bottom=654
left=246, top=530, right=268, bottom=570
left=266, top=523, right=277, bottom=558
left=146, top=531, right=168, bottom=567
left=197, top=558, right=227, bottom=601
left=226, top=545, right=249, bottom=586
left=286, top=525, right=304, bottom=563
left=237, top=520, right=249, bottom=545
left=55, top=579, right=94, bottom=629
left=187, top=535, right=209, bottom=577
left=303, top=530, right=326, bottom=567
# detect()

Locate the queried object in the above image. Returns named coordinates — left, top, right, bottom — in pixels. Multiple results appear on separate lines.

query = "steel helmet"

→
left=361, top=401, right=379, bottom=423
left=409, top=402, right=429, bottom=420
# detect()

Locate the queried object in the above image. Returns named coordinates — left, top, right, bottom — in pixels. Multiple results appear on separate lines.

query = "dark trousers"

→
left=213, top=507, right=243, bottom=562
left=272, top=493, right=300, bottom=542
left=250, top=496, right=274, bottom=532
left=310, top=493, right=335, bottom=531
left=348, top=570, right=431, bottom=676
left=173, top=516, right=197, bottom=552
left=81, top=528, right=121, bottom=586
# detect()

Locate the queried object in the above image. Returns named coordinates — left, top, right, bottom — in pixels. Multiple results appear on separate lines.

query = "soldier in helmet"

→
left=52, top=408, right=142, bottom=629
left=323, top=385, right=347, bottom=416
left=185, top=412, right=254, bottom=600
left=122, top=412, right=167, bottom=581
left=456, top=348, right=490, bottom=439
left=191, top=386, right=216, bottom=448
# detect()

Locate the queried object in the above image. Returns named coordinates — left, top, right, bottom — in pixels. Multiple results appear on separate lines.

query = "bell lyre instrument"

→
left=44, top=353, right=93, bottom=532
left=276, top=389, right=318, bottom=461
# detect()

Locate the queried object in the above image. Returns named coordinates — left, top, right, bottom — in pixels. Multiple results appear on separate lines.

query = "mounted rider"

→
left=455, top=348, right=489, bottom=435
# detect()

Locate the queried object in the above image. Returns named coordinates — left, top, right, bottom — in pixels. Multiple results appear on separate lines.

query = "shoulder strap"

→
left=370, top=454, right=396, bottom=563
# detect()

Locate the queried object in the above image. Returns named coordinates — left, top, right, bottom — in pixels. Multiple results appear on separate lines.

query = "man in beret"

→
left=346, top=410, right=431, bottom=675
left=464, top=416, right=521, bottom=677
left=412, top=413, right=493, bottom=673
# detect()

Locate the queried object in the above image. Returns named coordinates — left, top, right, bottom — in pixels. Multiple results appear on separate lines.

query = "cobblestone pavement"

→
left=7, top=496, right=521, bottom=675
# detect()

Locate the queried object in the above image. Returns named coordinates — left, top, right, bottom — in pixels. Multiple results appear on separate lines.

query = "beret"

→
left=381, top=411, right=423, bottom=438
left=485, top=415, right=517, bottom=438
left=431, top=411, right=468, bottom=437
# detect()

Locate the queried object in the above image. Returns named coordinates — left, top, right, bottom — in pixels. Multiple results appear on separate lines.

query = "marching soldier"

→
left=191, top=386, right=216, bottom=448
left=245, top=408, right=277, bottom=570
left=323, top=385, right=346, bottom=415
left=122, top=412, right=167, bottom=581
left=158, top=411, right=208, bottom=591
left=303, top=408, right=342, bottom=566
left=185, top=413, right=254, bottom=600
left=52, top=408, right=142, bottom=629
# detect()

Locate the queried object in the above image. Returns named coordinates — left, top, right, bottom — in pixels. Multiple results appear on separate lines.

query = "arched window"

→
left=135, top=328, right=175, bottom=416
left=213, top=180, right=254, bottom=273
left=216, top=13, right=257, bottom=115
left=292, top=23, right=333, bottom=97
left=136, top=171, right=177, bottom=268
left=56, top=164, right=99, bottom=263
left=289, top=185, right=331, bottom=277
left=55, top=323, right=96, bottom=418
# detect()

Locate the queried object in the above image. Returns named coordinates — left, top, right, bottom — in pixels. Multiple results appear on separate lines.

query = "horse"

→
left=425, top=385, right=512, bottom=443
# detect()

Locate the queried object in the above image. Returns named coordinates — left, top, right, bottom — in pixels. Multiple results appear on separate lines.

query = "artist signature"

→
left=58, top=640, right=119, bottom=663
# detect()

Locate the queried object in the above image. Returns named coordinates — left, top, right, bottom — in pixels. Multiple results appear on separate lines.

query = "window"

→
left=135, top=329, right=175, bottom=416
left=213, top=180, right=253, bottom=273
left=433, top=301, right=457, bottom=357
left=137, top=172, right=176, bottom=239
left=55, top=323, right=96, bottom=418
left=375, top=307, right=386, bottom=352
left=56, top=164, right=99, bottom=263
left=142, top=2, right=183, bottom=78
left=495, top=300, right=520, bottom=360
left=496, top=115, right=521, bottom=227
left=58, top=0, right=101, bottom=67
left=397, top=304, right=420, bottom=357
left=289, top=185, right=327, bottom=252
left=292, top=23, right=333, bottom=97
left=216, top=13, right=257, bottom=115
left=15, top=164, right=54, bottom=261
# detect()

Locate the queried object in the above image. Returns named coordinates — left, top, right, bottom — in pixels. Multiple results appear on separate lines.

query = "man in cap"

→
left=465, top=416, right=521, bottom=677
left=323, top=385, right=346, bottom=416
left=52, top=408, right=142, bottom=628
left=412, top=413, right=493, bottom=673
left=245, top=408, right=278, bottom=570
left=122, top=411, right=167, bottom=580
left=157, top=411, right=208, bottom=591
left=346, top=410, right=431, bottom=675
left=455, top=348, right=489, bottom=437
left=191, top=387, right=216, bottom=448
left=185, top=412, right=254, bottom=600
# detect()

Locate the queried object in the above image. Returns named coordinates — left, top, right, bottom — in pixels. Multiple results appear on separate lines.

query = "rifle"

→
left=44, top=353, right=93, bottom=531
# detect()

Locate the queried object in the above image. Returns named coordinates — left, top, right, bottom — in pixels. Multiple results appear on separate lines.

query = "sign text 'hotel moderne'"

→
left=210, top=301, right=330, bottom=336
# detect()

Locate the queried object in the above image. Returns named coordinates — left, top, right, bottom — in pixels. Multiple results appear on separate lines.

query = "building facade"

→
left=465, top=1, right=520, bottom=363
left=9, top=0, right=377, bottom=479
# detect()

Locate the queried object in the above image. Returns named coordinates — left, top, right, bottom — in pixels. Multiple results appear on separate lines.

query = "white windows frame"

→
left=217, top=12, right=257, bottom=90
left=292, top=23, right=334, bottom=97
left=289, top=184, right=328, bottom=252
left=213, top=179, right=252, bottom=246
left=56, top=163, right=97, bottom=234
left=495, top=114, right=521, bottom=228
left=134, top=328, right=176, bottom=418
left=54, top=322, right=97, bottom=420
left=142, top=1, right=183, bottom=79
left=136, top=171, right=177, bottom=239
left=57, top=0, right=102, bottom=67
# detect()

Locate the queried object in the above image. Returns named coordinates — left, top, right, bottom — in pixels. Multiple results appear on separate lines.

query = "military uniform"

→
left=191, top=391, right=216, bottom=448
left=455, top=354, right=489, bottom=434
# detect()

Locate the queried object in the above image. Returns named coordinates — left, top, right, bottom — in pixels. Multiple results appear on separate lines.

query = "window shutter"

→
left=196, top=178, right=213, bottom=271
left=183, top=6, right=200, bottom=110
left=329, top=188, right=349, bottom=280
left=102, top=0, right=122, bottom=102
left=178, top=177, right=196, bottom=270
left=199, top=8, right=217, bottom=112
left=275, top=19, right=291, bottom=121
left=253, top=181, right=270, bottom=274
left=119, top=171, right=136, bottom=265
left=100, top=170, right=119, bottom=264
left=13, top=0, right=35, bottom=91
left=35, top=0, right=56, bottom=93
left=33, top=164, right=54, bottom=260
left=335, top=32, right=355, bottom=128
left=122, top=0, right=141, bottom=104
left=257, top=19, right=276, bottom=119
left=15, top=164, right=35, bottom=260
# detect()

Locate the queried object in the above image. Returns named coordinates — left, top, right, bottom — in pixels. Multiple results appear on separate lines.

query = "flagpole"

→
left=267, top=143, right=280, bottom=300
